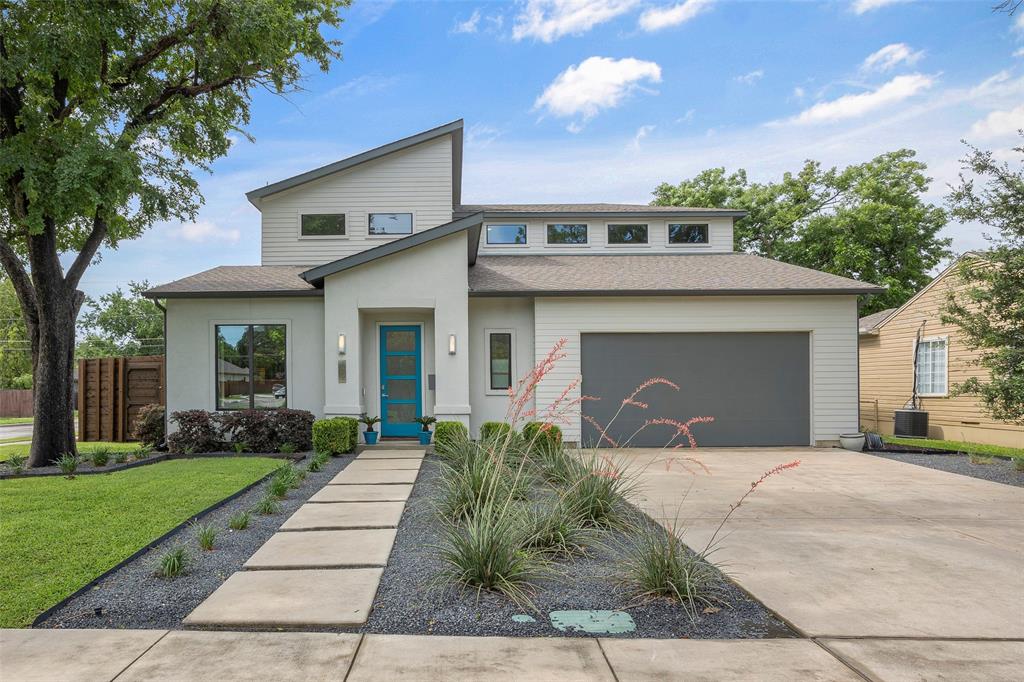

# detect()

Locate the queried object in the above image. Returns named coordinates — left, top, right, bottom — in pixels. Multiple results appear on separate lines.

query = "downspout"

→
left=152, top=299, right=168, bottom=447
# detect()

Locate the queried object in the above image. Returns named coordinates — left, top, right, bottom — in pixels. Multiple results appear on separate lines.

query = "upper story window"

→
left=668, top=223, right=709, bottom=245
left=486, top=224, right=527, bottom=245
left=546, top=223, right=588, bottom=245
left=215, top=324, right=287, bottom=410
left=300, top=213, right=346, bottom=237
left=915, top=337, right=948, bottom=396
left=607, top=224, right=648, bottom=245
left=369, top=212, right=413, bottom=235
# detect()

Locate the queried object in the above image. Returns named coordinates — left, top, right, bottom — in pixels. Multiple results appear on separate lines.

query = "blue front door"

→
left=380, top=325, right=422, bottom=437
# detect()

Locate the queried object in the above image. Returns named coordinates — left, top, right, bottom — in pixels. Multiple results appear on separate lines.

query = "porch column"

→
left=323, top=282, right=362, bottom=417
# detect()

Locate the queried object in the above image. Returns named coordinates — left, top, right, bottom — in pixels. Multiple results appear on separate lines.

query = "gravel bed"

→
left=0, top=453, right=166, bottom=478
left=364, top=457, right=795, bottom=639
left=37, top=454, right=353, bottom=629
left=867, top=450, right=1023, bottom=487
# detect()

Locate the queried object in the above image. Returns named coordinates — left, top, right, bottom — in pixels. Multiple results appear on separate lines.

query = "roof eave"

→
left=456, top=209, right=748, bottom=219
left=143, top=289, right=323, bottom=300
left=469, top=287, right=883, bottom=298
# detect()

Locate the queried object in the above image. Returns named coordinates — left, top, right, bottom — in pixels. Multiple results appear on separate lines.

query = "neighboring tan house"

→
left=858, top=256, right=1024, bottom=448
left=145, top=120, right=883, bottom=447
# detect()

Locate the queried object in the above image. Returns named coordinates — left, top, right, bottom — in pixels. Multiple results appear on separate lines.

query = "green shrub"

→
left=7, top=453, right=27, bottom=473
left=253, top=495, right=280, bottom=515
left=311, top=417, right=358, bottom=455
left=167, top=410, right=222, bottom=453
left=480, top=421, right=514, bottom=442
left=9, top=372, right=32, bottom=389
left=1014, top=456, right=1024, bottom=472
left=306, top=451, right=329, bottom=472
left=194, top=522, right=217, bottom=551
left=57, top=453, right=79, bottom=478
left=522, top=422, right=563, bottom=454
left=134, top=444, right=151, bottom=459
left=113, top=450, right=129, bottom=464
left=90, top=447, right=110, bottom=467
left=156, top=546, right=188, bottom=578
left=279, top=442, right=297, bottom=454
left=228, top=511, right=251, bottom=530
left=434, top=421, right=469, bottom=457
left=232, top=441, right=247, bottom=454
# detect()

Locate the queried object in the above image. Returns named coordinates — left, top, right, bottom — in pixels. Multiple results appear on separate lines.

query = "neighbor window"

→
left=486, top=224, right=527, bottom=245
left=300, top=213, right=346, bottom=237
left=668, top=223, right=709, bottom=244
left=216, top=324, right=287, bottom=410
left=369, top=212, right=413, bottom=235
left=915, top=338, right=947, bottom=396
left=546, top=223, right=588, bottom=245
left=607, top=224, right=649, bottom=244
left=488, top=332, right=513, bottom=391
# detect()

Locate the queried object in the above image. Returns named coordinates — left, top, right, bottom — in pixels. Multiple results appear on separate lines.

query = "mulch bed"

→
left=866, top=449, right=1023, bottom=487
left=363, top=457, right=796, bottom=640
left=36, top=454, right=353, bottom=630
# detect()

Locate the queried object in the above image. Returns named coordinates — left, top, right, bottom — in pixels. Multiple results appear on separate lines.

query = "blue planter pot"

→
left=418, top=431, right=432, bottom=446
left=363, top=431, right=378, bottom=445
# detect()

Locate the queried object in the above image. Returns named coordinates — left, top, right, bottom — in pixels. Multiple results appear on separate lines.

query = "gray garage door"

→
left=581, top=332, right=810, bottom=447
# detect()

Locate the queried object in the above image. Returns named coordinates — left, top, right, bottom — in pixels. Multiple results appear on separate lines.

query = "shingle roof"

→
left=468, top=254, right=884, bottom=296
left=858, top=308, right=897, bottom=334
left=144, top=266, right=319, bottom=298
left=455, top=203, right=746, bottom=217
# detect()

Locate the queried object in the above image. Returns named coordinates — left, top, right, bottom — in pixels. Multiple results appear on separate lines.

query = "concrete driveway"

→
left=623, top=447, right=1024, bottom=676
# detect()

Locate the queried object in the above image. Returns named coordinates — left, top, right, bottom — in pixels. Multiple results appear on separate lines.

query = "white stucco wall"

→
left=322, top=231, right=470, bottom=426
left=164, top=297, right=325, bottom=423
left=467, top=297, right=535, bottom=437
left=532, top=295, right=860, bottom=446
left=259, top=135, right=454, bottom=267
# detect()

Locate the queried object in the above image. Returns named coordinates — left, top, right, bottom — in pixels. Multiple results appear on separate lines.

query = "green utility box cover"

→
left=549, top=610, right=636, bottom=634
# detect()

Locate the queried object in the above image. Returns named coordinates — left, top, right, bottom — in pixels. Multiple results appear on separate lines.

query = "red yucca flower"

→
left=644, top=416, right=716, bottom=449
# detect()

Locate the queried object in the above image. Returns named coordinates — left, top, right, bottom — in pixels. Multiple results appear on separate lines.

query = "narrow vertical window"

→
left=489, top=332, right=513, bottom=391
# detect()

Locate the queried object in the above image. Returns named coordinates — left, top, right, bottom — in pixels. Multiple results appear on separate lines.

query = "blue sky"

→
left=77, top=0, right=1024, bottom=299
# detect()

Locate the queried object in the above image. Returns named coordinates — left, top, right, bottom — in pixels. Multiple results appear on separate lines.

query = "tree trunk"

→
left=27, top=288, right=81, bottom=467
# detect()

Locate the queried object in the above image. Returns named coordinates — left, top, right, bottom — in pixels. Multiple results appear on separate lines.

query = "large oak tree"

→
left=1, top=0, right=345, bottom=466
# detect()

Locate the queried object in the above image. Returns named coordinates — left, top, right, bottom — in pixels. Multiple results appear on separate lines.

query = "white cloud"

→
left=734, top=69, right=764, bottom=85
left=793, top=86, right=806, bottom=99
left=452, top=9, right=481, bottom=34
left=176, top=220, right=241, bottom=244
left=1016, top=12, right=1024, bottom=33
left=861, top=43, right=925, bottom=73
left=782, top=73, right=935, bottom=125
left=466, top=123, right=503, bottom=148
left=534, top=56, right=662, bottom=129
left=638, top=0, right=713, bottom=32
left=968, top=104, right=1024, bottom=140
left=851, top=0, right=907, bottom=15
left=676, top=108, right=695, bottom=124
left=629, top=124, right=655, bottom=150
left=513, top=0, right=638, bottom=42
left=1014, top=48, right=1024, bottom=58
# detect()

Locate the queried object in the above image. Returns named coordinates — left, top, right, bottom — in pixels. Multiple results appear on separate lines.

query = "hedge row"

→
left=167, top=409, right=314, bottom=454
left=312, top=417, right=360, bottom=455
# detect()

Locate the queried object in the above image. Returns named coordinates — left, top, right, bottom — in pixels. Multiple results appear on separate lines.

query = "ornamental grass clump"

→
left=269, top=465, right=301, bottom=499
left=560, top=452, right=638, bottom=528
left=156, top=546, right=188, bottom=578
left=90, top=447, right=110, bottom=467
left=57, top=452, right=79, bottom=478
left=437, top=440, right=531, bottom=520
left=253, top=495, right=281, bottom=516
left=7, top=453, right=27, bottom=474
left=306, top=451, right=329, bottom=473
left=193, top=522, right=217, bottom=551
left=519, top=500, right=595, bottom=557
left=228, top=511, right=251, bottom=530
left=113, top=450, right=129, bottom=464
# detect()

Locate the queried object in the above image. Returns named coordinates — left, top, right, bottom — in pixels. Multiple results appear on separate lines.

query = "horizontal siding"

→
left=859, top=269, right=1024, bottom=447
left=534, top=295, right=859, bottom=445
left=259, top=136, right=453, bottom=266
left=479, top=217, right=734, bottom=255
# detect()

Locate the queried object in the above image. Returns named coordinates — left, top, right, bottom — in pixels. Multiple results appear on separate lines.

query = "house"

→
left=145, top=120, right=883, bottom=447
left=858, top=256, right=1024, bottom=448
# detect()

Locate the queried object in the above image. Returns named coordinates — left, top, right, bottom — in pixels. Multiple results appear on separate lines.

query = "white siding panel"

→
left=259, top=136, right=453, bottom=266
left=468, top=298, right=535, bottom=437
left=533, top=295, right=859, bottom=445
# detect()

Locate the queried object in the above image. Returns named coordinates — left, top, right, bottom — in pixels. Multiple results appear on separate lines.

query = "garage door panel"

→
left=581, top=332, right=810, bottom=447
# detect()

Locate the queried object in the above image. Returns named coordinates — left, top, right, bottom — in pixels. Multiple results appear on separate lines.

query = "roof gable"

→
left=866, top=254, right=973, bottom=334
left=246, top=119, right=464, bottom=208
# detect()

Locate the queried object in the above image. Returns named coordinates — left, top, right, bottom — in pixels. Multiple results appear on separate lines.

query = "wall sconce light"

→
left=448, top=334, right=457, bottom=355
left=338, top=334, right=346, bottom=355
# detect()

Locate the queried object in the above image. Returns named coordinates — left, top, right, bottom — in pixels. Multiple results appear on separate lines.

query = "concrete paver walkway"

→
left=244, top=528, right=398, bottom=568
left=328, top=467, right=420, bottom=485
left=279, top=499, right=406, bottom=530
left=309, top=482, right=413, bottom=502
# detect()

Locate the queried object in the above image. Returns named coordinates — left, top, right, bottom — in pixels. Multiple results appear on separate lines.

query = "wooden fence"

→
left=78, top=355, right=165, bottom=442
left=0, top=389, right=33, bottom=418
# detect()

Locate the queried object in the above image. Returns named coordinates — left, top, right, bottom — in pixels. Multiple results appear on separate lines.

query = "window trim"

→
left=297, top=211, right=348, bottom=240
left=485, top=328, right=516, bottom=395
left=666, top=222, right=711, bottom=247
left=914, top=335, right=949, bottom=398
left=545, top=223, right=589, bottom=247
left=606, top=222, right=650, bottom=247
left=367, top=210, right=415, bottom=238
left=210, top=319, right=291, bottom=411
left=484, top=223, right=529, bottom=247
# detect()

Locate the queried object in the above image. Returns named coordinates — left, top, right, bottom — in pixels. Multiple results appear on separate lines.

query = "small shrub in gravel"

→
left=253, top=495, right=281, bottom=515
left=156, top=546, right=188, bottom=578
left=113, top=450, right=129, bottom=464
left=8, top=453, right=27, bottom=473
left=519, top=500, right=595, bottom=557
left=434, top=421, right=469, bottom=457
left=269, top=465, right=301, bottom=499
left=969, top=452, right=995, bottom=465
left=57, top=452, right=79, bottom=478
left=560, top=452, right=637, bottom=528
left=438, top=443, right=530, bottom=520
left=306, top=451, right=329, bottom=472
left=132, top=403, right=165, bottom=446
left=194, top=523, right=217, bottom=551
left=90, top=447, right=111, bottom=467
left=228, top=511, right=251, bottom=530
left=1014, top=457, right=1024, bottom=472
left=533, top=444, right=585, bottom=486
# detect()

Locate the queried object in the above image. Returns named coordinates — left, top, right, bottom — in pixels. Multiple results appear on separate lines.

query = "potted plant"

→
left=360, top=414, right=381, bottom=445
left=414, top=416, right=437, bottom=445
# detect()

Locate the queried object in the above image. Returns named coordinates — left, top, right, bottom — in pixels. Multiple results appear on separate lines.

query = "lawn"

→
left=0, top=441, right=138, bottom=462
left=0, top=417, right=33, bottom=426
left=0, top=457, right=281, bottom=628
left=883, top=436, right=1024, bottom=459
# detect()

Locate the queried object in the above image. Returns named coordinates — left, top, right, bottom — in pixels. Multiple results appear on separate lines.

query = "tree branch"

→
left=65, top=212, right=107, bottom=292
left=0, top=234, right=38, bottom=324
left=124, top=70, right=253, bottom=132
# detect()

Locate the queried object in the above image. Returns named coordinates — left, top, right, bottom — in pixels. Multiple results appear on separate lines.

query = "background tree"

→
left=77, top=281, right=164, bottom=358
left=0, top=277, right=32, bottom=388
left=942, top=136, right=1024, bottom=423
left=652, top=150, right=951, bottom=314
left=0, top=0, right=345, bottom=466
